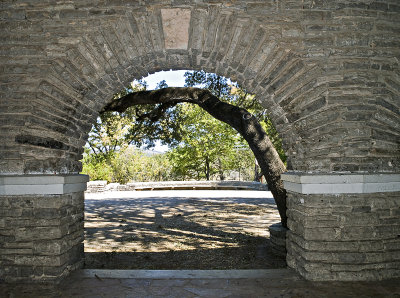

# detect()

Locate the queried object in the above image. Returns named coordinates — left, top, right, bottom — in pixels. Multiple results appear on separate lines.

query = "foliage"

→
left=82, top=70, right=286, bottom=182
left=166, top=71, right=286, bottom=180
left=81, top=148, right=114, bottom=182
left=184, top=70, right=286, bottom=164
left=87, top=79, right=181, bottom=157
left=167, top=103, right=239, bottom=180
left=87, top=80, right=145, bottom=158
left=81, top=147, right=174, bottom=184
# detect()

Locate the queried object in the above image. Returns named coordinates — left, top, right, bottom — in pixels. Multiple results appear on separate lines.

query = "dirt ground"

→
left=84, top=190, right=286, bottom=270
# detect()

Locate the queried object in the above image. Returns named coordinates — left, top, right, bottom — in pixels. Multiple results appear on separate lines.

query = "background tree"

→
left=103, top=86, right=288, bottom=226
left=84, top=71, right=282, bottom=183
left=167, top=103, right=238, bottom=180
left=86, top=80, right=146, bottom=159
left=183, top=71, right=286, bottom=178
left=86, top=78, right=183, bottom=154
left=83, top=70, right=289, bottom=225
left=82, top=147, right=174, bottom=184
left=83, top=71, right=286, bottom=184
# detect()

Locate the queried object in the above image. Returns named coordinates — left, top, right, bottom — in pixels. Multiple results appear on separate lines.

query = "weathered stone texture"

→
left=161, top=8, right=191, bottom=50
left=0, top=192, right=84, bottom=283
left=268, top=222, right=287, bottom=258
left=286, top=192, right=400, bottom=281
left=0, top=0, right=398, bottom=174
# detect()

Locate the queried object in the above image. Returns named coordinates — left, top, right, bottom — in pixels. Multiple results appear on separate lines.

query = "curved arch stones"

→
left=0, top=1, right=399, bottom=283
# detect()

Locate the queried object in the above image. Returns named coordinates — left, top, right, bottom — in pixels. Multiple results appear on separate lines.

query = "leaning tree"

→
left=102, top=87, right=288, bottom=227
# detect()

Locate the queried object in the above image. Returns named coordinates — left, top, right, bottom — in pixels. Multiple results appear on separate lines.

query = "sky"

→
left=144, top=69, right=187, bottom=89
left=140, top=70, right=188, bottom=152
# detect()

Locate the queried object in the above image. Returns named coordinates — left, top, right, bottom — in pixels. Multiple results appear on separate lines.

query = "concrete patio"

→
left=1, top=269, right=399, bottom=297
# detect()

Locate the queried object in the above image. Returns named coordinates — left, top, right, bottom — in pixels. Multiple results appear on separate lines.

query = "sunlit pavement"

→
left=84, top=190, right=282, bottom=270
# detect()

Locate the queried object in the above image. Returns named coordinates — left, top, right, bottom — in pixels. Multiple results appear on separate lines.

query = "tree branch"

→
left=103, top=87, right=288, bottom=226
left=102, top=87, right=201, bottom=113
left=136, top=102, right=178, bottom=122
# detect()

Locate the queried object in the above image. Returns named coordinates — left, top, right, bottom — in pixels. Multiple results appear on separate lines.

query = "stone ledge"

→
left=281, top=172, right=400, bottom=194
left=0, top=175, right=89, bottom=195
left=130, top=181, right=269, bottom=191
left=77, top=269, right=298, bottom=279
left=86, top=180, right=269, bottom=193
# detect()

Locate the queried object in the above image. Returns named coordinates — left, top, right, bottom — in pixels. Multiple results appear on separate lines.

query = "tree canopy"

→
left=102, top=84, right=288, bottom=227
left=83, top=70, right=288, bottom=226
left=86, top=71, right=285, bottom=164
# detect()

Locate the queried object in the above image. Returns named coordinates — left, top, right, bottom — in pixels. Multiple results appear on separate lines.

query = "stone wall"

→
left=286, top=191, right=400, bottom=281
left=0, top=192, right=84, bottom=283
left=0, top=1, right=399, bottom=175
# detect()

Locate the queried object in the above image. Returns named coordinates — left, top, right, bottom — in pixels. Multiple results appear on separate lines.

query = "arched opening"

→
left=1, top=1, right=398, bottom=284
left=82, top=69, right=287, bottom=269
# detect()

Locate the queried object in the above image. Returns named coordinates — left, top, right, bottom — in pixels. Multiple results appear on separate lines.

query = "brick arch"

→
left=19, top=6, right=309, bottom=175
left=2, top=2, right=398, bottom=175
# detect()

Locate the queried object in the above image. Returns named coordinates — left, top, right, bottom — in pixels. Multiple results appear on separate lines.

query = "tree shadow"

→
left=84, top=244, right=286, bottom=269
left=84, top=192, right=284, bottom=269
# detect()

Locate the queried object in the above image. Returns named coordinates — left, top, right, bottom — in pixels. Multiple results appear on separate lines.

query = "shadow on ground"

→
left=84, top=190, right=285, bottom=269
left=85, top=242, right=286, bottom=269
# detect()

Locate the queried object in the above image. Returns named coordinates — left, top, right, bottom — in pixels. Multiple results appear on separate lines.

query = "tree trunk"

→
left=218, top=158, right=225, bottom=181
left=205, top=156, right=210, bottom=181
left=102, top=87, right=288, bottom=227
left=254, top=163, right=260, bottom=182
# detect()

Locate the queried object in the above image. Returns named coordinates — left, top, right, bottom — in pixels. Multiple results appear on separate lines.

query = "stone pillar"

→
left=0, top=175, right=88, bottom=283
left=282, top=172, right=400, bottom=281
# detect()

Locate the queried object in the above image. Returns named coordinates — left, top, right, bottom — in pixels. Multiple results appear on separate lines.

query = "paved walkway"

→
left=84, top=190, right=282, bottom=270
left=1, top=269, right=399, bottom=297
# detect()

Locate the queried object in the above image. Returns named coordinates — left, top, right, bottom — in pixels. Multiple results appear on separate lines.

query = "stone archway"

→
left=0, top=1, right=399, bottom=283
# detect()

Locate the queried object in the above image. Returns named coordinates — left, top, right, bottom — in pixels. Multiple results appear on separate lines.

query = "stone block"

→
left=268, top=223, right=287, bottom=258
left=0, top=248, right=32, bottom=255
left=6, top=217, right=62, bottom=227
left=33, top=240, right=66, bottom=256
left=33, top=207, right=68, bottom=219
left=14, top=254, right=65, bottom=267
left=0, top=235, right=16, bottom=248
left=32, top=196, right=72, bottom=209
left=384, top=239, right=400, bottom=250
left=15, top=227, right=64, bottom=242
left=0, top=208, right=23, bottom=217
left=3, top=241, right=33, bottom=249
left=0, top=254, right=16, bottom=265
left=0, top=197, right=10, bottom=207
